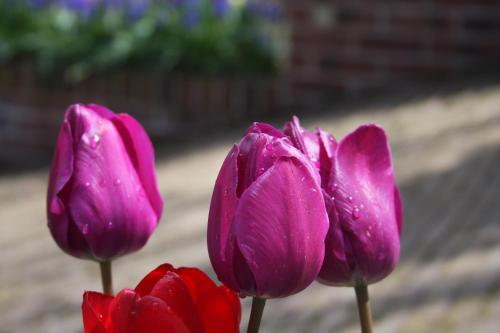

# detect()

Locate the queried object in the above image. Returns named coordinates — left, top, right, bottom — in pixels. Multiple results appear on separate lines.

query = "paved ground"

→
left=2, top=78, right=500, bottom=332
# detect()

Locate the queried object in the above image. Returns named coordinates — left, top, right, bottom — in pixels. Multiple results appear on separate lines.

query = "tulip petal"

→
left=327, top=124, right=400, bottom=284
left=108, top=289, right=190, bottom=333
left=233, top=156, right=328, bottom=298
left=47, top=113, right=74, bottom=254
left=236, top=133, right=277, bottom=196
left=196, top=285, right=241, bottom=333
left=219, top=286, right=242, bottom=325
left=176, top=268, right=241, bottom=333
left=207, top=145, right=241, bottom=291
left=317, top=129, right=337, bottom=188
left=82, top=291, right=113, bottom=333
left=86, top=104, right=115, bottom=119
left=86, top=104, right=163, bottom=219
left=284, top=116, right=320, bottom=167
left=246, top=122, right=287, bottom=138
left=108, top=289, right=141, bottom=333
left=149, top=272, right=206, bottom=333
left=317, top=128, right=337, bottom=159
left=317, top=194, right=357, bottom=286
left=135, top=264, right=175, bottom=296
left=395, top=186, right=403, bottom=236
left=110, top=111, right=164, bottom=219
left=175, top=267, right=218, bottom=302
left=133, top=295, right=191, bottom=333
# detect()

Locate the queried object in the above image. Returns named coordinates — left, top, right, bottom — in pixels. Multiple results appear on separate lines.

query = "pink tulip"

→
left=284, top=117, right=403, bottom=286
left=207, top=123, right=329, bottom=298
left=47, top=104, right=163, bottom=261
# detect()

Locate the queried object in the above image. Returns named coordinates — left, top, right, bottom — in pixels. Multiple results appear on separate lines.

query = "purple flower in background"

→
left=212, top=0, right=229, bottom=17
left=284, top=117, right=403, bottom=287
left=185, top=0, right=203, bottom=27
left=183, top=11, right=200, bottom=27
left=127, top=0, right=150, bottom=19
left=207, top=123, right=329, bottom=298
left=168, top=0, right=184, bottom=8
left=59, top=0, right=99, bottom=17
left=245, top=0, right=282, bottom=22
left=27, top=0, right=52, bottom=9
left=102, top=0, right=124, bottom=8
left=47, top=104, right=163, bottom=261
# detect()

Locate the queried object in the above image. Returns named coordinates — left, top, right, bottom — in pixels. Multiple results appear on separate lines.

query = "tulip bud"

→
left=83, top=264, right=241, bottom=333
left=284, top=117, right=403, bottom=286
left=207, top=122, right=329, bottom=298
left=47, top=104, right=163, bottom=261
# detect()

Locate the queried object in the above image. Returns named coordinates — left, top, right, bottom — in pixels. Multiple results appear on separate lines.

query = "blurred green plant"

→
left=0, top=0, right=279, bottom=83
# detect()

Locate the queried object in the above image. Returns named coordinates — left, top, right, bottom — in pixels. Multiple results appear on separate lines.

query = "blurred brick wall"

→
left=0, top=65, right=280, bottom=168
left=287, top=0, right=500, bottom=105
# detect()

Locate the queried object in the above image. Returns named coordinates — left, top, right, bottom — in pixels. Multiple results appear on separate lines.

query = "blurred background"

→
left=1, top=0, right=500, bottom=332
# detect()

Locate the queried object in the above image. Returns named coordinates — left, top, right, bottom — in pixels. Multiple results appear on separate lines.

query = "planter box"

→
left=0, top=63, right=283, bottom=167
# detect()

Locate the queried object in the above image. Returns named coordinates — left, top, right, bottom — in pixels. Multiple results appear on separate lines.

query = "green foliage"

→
left=0, top=1, right=278, bottom=83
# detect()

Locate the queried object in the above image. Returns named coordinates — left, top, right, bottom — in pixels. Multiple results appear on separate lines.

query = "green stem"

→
left=354, top=284, right=374, bottom=333
left=99, top=260, right=113, bottom=296
left=246, top=297, right=267, bottom=333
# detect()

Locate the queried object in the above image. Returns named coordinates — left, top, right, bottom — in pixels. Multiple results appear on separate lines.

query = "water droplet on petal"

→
left=265, top=143, right=273, bottom=150
left=88, top=134, right=100, bottom=149
left=352, top=208, right=361, bottom=220
left=107, top=221, right=113, bottom=230
left=82, top=224, right=89, bottom=235
left=98, top=314, right=103, bottom=320
left=311, top=188, right=317, bottom=193
left=347, top=196, right=354, bottom=203
left=114, top=179, right=121, bottom=186
left=258, top=167, right=265, bottom=175
left=84, top=182, right=91, bottom=188
left=130, top=309, right=136, bottom=317
left=301, top=176, right=306, bottom=182
left=366, top=230, right=372, bottom=238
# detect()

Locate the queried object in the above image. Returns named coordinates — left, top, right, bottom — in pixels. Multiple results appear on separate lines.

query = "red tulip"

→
left=83, top=264, right=241, bottom=333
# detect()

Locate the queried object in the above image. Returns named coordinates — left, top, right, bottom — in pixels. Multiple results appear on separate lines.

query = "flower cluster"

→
left=46, top=104, right=402, bottom=332
left=208, top=117, right=403, bottom=298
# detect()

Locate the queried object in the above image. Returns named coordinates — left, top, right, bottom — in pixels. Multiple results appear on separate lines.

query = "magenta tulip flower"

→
left=284, top=117, right=403, bottom=286
left=207, top=123, right=329, bottom=299
left=47, top=104, right=163, bottom=262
